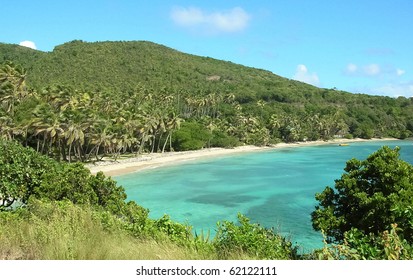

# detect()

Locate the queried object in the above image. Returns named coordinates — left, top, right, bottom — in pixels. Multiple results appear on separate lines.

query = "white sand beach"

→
left=86, top=138, right=397, bottom=176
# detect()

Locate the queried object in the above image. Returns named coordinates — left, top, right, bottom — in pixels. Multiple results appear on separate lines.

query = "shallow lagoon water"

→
left=116, top=140, right=413, bottom=251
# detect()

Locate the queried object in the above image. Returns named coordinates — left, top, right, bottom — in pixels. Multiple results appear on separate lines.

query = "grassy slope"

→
left=0, top=40, right=343, bottom=102
left=0, top=203, right=208, bottom=260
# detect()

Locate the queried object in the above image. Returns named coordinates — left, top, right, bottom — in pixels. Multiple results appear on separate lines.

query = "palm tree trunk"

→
left=137, top=134, right=145, bottom=155
left=61, top=141, right=67, bottom=161
left=94, top=143, right=101, bottom=161
left=151, top=136, right=155, bottom=154
left=169, top=132, right=173, bottom=152
left=157, top=132, right=163, bottom=152
left=162, top=133, right=171, bottom=153
left=68, top=142, right=72, bottom=162
left=41, top=136, right=47, bottom=154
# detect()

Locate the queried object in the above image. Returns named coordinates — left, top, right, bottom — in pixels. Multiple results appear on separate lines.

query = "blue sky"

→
left=2, top=0, right=412, bottom=97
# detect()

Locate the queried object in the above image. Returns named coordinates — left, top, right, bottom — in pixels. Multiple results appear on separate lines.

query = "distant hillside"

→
left=1, top=40, right=413, bottom=145
left=1, top=40, right=321, bottom=100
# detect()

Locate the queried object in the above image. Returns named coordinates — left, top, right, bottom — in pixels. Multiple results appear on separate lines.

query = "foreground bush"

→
left=312, top=146, right=413, bottom=243
left=311, top=145, right=413, bottom=259
left=0, top=140, right=141, bottom=217
left=214, top=213, right=298, bottom=259
left=309, top=224, right=413, bottom=260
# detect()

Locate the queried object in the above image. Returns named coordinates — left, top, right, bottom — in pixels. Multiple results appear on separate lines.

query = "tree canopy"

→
left=1, top=40, right=412, bottom=159
left=312, top=146, right=413, bottom=244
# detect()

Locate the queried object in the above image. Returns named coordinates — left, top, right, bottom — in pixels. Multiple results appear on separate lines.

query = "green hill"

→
left=1, top=40, right=411, bottom=105
left=1, top=40, right=323, bottom=100
left=1, top=40, right=412, bottom=160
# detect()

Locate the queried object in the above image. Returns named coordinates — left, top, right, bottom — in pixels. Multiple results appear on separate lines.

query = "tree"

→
left=172, top=121, right=209, bottom=151
left=311, top=146, right=413, bottom=244
left=161, top=112, right=182, bottom=153
left=0, top=116, right=16, bottom=140
left=0, top=140, right=133, bottom=215
left=0, top=61, right=27, bottom=117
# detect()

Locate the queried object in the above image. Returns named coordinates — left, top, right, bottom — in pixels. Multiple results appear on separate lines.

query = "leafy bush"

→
left=0, top=140, right=132, bottom=216
left=118, top=201, right=149, bottom=236
left=172, top=122, right=210, bottom=151
left=312, top=146, right=413, bottom=244
left=152, top=214, right=193, bottom=245
left=210, top=130, right=240, bottom=148
left=88, top=172, right=127, bottom=214
left=310, top=224, right=413, bottom=260
left=214, top=213, right=297, bottom=259
left=1, top=140, right=54, bottom=209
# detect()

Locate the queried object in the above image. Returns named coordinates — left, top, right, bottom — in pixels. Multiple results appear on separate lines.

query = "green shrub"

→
left=312, top=146, right=413, bottom=244
left=0, top=140, right=54, bottom=210
left=214, top=213, right=297, bottom=259
left=310, top=224, right=413, bottom=260
left=210, top=130, right=240, bottom=148
left=0, top=140, right=132, bottom=216
left=152, top=214, right=193, bottom=245
left=172, top=122, right=210, bottom=151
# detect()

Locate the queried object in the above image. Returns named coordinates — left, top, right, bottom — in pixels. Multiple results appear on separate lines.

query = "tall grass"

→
left=0, top=200, right=213, bottom=260
left=1, top=199, right=300, bottom=260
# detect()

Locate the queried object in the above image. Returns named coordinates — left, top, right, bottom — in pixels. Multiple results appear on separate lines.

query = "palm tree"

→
left=64, top=122, right=86, bottom=162
left=136, top=115, right=157, bottom=155
left=89, top=126, right=114, bottom=161
left=269, top=114, right=281, bottom=138
left=202, top=116, right=217, bottom=148
left=0, top=62, right=27, bottom=117
left=279, top=115, right=301, bottom=143
left=224, top=93, right=236, bottom=105
left=112, top=133, right=137, bottom=161
left=162, top=112, right=182, bottom=152
left=255, top=99, right=266, bottom=122
left=0, top=116, right=15, bottom=140
left=39, top=117, right=65, bottom=157
left=154, top=113, right=167, bottom=153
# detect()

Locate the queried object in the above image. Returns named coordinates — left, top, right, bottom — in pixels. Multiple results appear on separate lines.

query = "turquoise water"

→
left=115, top=140, right=413, bottom=251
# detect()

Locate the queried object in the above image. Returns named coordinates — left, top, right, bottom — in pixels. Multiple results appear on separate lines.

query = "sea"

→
left=115, top=140, right=413, bottom=252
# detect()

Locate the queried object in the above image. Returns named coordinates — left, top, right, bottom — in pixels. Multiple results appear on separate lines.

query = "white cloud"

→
left=346, top=63, right=358, bottom=74
left=372, top=82, right=413, bottom=97
left=396, top=68, right=406, bottom=76
left=19, top=40, right=37, bottom=50
left=363, top=64, right=381, bottom=76
left=171, top=7, right=204, bottom=26
left=292, top=64, right=320, bottom=86
left=171, top=7, right=250, bottom=33
left=344, top=63, right=403, bottom=77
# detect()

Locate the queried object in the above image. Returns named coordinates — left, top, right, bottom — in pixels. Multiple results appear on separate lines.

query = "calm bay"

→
left=116, top=140, right=413, bottom=251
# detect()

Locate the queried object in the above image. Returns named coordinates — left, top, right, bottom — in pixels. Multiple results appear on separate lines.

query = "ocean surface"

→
left=115, top=140, right=413, bottom=252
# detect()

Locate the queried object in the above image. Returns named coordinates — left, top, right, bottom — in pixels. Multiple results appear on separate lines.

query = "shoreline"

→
left=86, top=138, right=398, bottom=177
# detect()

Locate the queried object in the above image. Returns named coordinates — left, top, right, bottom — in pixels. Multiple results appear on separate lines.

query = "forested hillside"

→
left=1, top=40, right=413, bottom=162
left=2, top=40, right=413, bottom=260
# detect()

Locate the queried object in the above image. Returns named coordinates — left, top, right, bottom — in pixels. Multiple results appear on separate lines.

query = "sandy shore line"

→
left=86, top=138, right=397, bottom=177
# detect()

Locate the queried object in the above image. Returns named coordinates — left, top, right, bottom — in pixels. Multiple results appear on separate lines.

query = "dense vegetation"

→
left=1, top=140, right=413, bottom=259
left=1, top=40, right=413, bottom=259
left=1, top=41, right=413, bottom=163
left=311, top=146, right=413, bottom=259
left=0, top=140, right=297, bottom=259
